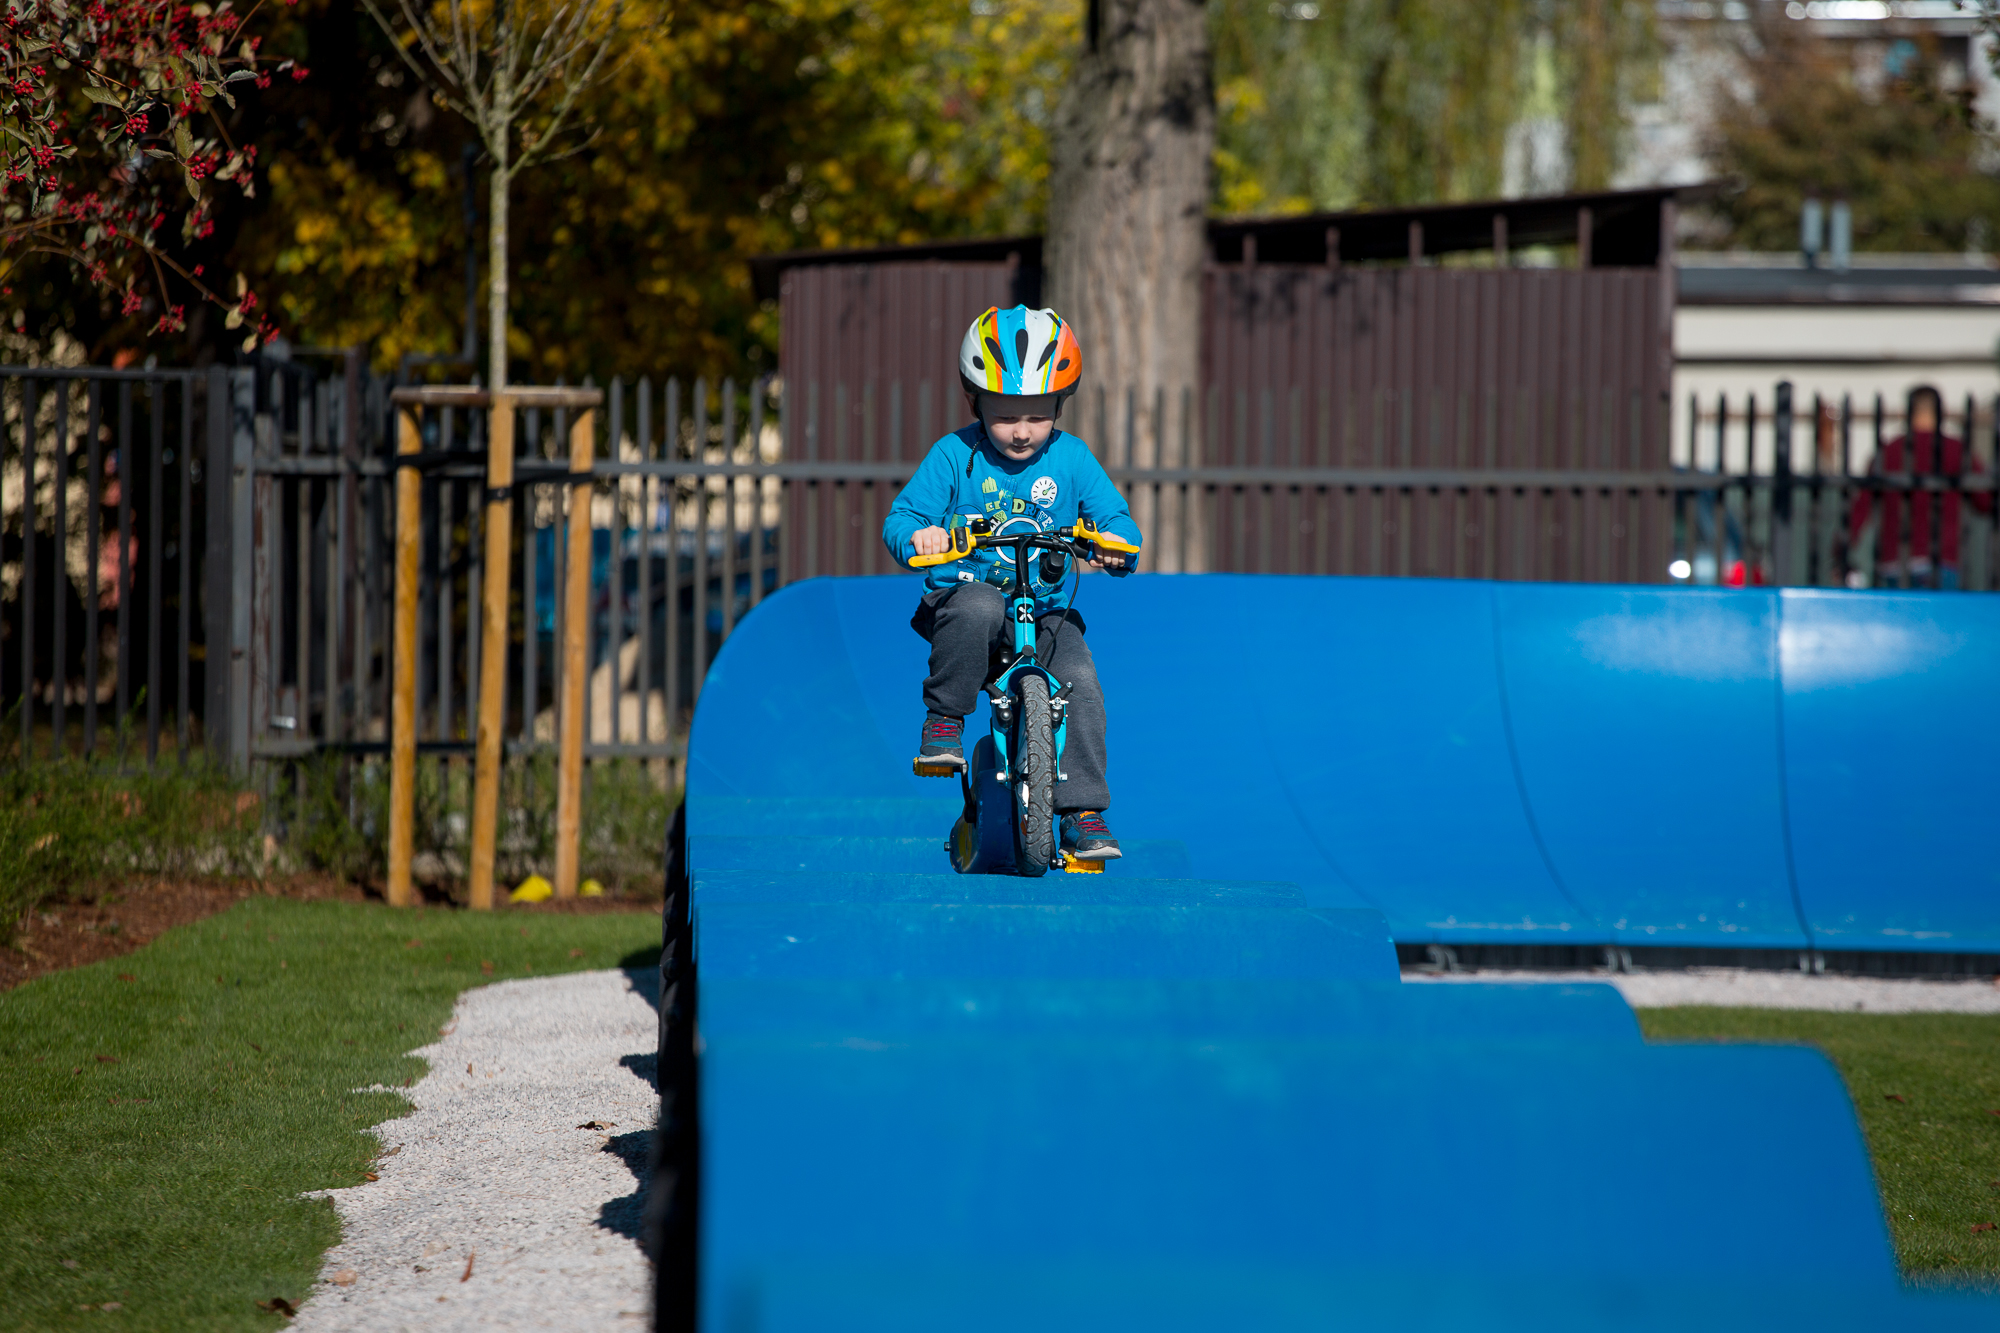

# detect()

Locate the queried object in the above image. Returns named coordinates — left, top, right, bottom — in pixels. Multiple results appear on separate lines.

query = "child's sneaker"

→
left=1059, top=810, right=1122, bottom=860
left=913, top=714, right=966, bottom=775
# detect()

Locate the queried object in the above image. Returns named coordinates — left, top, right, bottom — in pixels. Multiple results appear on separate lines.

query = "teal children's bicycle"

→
left=910, top=517, right=1140, bottom=877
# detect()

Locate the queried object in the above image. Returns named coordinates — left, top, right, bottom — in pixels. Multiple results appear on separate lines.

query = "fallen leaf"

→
left=267, top=935, right=278, bottom=943
left=569, top=948, right=584, bottom=958
left=101, top=1302, right=122, bottom=1311
left=250, top=1043, right=263, bottom=1053
left=342, top=1039, right=357, bottom=1046
left=257, top=1296, right=298, bottom=1316
left=1885, top=1094, right=1907, bottom=1104
left=95, top=1055, right=117, bottom=1065
left=62, top=1259, right=79, bottom=1269
left=216, top=976, right=225, bottom=985
left=404, top=939, right=423, bottom=949
left=71, top=1067, right=82, bottom=1075
left=378, top=1145, right=402, bottom=1159
left=116, top=973, right=135, bottom=982
left=479, top=960, right=494, bottom=975
left=363, top=1172, right=379, bottom=1182
left=330, top=1269, right=357, bottom=1286
left=466, top=1063, right=474, bottom=1075
left=578, top=1120, right=613, bottom=1130
left=461, top=1249, right=475, bottom=1282
left=1975, top=1223, right=1997, bottom=1234
left=519, top=927, right=530, bottom=939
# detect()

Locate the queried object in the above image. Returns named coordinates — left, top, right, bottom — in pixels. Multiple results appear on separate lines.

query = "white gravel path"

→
left=1407, top=967, right=2000, bottom=1013
left=292, top=969, right=658, bottom=1332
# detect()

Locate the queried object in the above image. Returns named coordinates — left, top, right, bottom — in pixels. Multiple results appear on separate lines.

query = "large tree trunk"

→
left=1045, top=0, right=1212, bottom=571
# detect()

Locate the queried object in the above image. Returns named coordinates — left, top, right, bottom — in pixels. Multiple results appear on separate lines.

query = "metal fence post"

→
left=207, top=368, right=255, bottom=772
left=1773, top=381, right=1795, bottom=586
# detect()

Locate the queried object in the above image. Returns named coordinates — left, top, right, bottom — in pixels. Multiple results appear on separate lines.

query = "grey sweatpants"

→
left=912, top=583, right=1112, bottom=814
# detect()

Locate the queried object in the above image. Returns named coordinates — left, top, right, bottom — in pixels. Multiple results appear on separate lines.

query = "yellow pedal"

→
left=1061, top=852, right=1106, bottom=873
left=913, top=760, right=961, bottom=778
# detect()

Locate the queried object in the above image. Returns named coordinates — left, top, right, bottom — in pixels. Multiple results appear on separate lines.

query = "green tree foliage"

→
left=10, top=0, right=1075, bottom=377
left=1210, top=0, right=1654, bottom=215
left=1703, top=20, right=2000, bottom=253
left=233, top=0, right=1075, bottom=383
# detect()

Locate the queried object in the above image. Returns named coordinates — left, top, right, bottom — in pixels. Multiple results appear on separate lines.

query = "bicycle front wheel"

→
left=1012, top=673, right=1057, bottom=876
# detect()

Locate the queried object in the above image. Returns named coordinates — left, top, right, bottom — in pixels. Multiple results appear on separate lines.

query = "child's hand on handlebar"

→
left=1086, top=530, right=1133, bottom=571
left=911, top=526, right=952, bottom=557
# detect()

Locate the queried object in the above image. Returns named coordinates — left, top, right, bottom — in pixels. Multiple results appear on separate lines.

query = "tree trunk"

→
left=487, top=154, right=509, bottom=390
left=1045, top=0, right=1212, bottom=571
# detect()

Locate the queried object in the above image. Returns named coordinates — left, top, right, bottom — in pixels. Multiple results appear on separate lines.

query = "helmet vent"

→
left=1014, top=328, right=1031, bottom=366
left=971, top=355, right=984, bottom=370
left=1036, top=342, right=1057, bottom=369
left=985, top=336, right=1005, bottom=363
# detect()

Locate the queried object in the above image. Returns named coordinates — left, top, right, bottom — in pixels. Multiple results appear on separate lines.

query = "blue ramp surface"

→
left=693, top=902, right=1398, bottom=981
left=690, top=834, right=1195, bottom=879
left=1494, top=584, right=1805, bottom=948
left=698, top=978, right=1645, bottom=1045
left=690, top=869, right=1301, bottom=908
left=1781, top=589, right=2000, bottom=952
left=678, top=574, right=2000, bottom=1330
left=690, top=575, right=1999, bottom=951
left=700, top=1038, right=1897, bottom=1329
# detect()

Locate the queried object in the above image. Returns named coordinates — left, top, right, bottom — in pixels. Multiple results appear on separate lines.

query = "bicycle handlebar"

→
left=907, top=518, right=1139, bottom=569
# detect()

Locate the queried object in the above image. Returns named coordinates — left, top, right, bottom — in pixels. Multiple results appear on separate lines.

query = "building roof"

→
left=749, top=184, right=1719, bottom=301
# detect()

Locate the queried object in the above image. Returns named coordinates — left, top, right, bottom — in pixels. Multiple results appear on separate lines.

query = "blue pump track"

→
left=663, top=574, right=2000, bottom=1331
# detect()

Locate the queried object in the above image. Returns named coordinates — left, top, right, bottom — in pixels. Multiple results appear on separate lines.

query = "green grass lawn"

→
left=0, top=897, right=661, bottom=1331
left=1640, top=1007, right=2000, bottom=1283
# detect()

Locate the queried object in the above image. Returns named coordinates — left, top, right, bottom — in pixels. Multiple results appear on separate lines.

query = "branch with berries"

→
left=1, top=0, right=305, bottom=345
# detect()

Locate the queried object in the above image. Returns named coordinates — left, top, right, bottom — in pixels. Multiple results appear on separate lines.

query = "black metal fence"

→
left=4, top=364, right=1995, bottom=795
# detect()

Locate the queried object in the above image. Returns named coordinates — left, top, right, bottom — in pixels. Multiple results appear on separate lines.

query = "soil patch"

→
left=0, top=875, right=365, bottom=991
left=2, top=876, right=657, bottom=991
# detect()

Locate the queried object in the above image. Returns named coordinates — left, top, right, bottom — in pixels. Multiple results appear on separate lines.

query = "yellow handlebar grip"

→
left=909, top=527, right=980, bottom=568
left=1071, top=519, right=1141, bottom=555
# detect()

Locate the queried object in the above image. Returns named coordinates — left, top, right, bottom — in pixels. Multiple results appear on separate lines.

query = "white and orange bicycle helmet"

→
left=958, top=305, right=1083, bottom=414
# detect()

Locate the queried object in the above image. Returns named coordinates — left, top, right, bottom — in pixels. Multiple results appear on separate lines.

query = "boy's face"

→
left=975, top=393, right=1058, bottom=459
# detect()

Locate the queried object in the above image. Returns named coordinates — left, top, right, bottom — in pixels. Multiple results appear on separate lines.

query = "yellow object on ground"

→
left=510, top=874, right=554, bottom=903
left=579, top=878, right=606, bottom=898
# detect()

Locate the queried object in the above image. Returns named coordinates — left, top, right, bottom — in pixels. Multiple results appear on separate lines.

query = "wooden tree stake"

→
left=387, top=406, right=423, bottom=908
left=466, top=393, right=516, bottom=911
left=554, top=409, right=595, bottom=898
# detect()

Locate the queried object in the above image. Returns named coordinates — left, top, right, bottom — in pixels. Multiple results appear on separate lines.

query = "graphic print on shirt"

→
left=959, top=470, right=1067, bottom=597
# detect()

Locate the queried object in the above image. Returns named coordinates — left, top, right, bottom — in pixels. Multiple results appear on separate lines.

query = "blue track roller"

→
left=689, top=835, right=1195, bottom=879
left=1781, top=589, right=2000, bottom=952
left=697, top=977, right=1644, bottom=1045
left=692, top=902, right=1398, bottom=981
left=700, top=1039, right=1900, bottom=1331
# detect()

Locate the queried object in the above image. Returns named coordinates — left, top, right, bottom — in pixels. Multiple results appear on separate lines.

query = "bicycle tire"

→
left=1012, top=673, right=1057, bottom=876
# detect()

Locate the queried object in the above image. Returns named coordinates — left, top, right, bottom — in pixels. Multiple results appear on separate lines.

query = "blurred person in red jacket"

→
left=1847, top=385, right=1992, bottom=590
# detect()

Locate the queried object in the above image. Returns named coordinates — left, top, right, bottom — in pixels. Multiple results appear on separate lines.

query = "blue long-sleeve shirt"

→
left=882, top=423, right=1142, bottom=613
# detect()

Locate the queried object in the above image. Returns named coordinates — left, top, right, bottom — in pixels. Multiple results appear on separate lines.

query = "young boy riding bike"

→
left=881, top=305, right=1141, bottom=861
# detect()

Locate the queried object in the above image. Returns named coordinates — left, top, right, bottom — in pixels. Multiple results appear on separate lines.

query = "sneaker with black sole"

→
left=913, top=714, right=966, bottom=775
left=1059, top=810, right=1122, bottom=860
